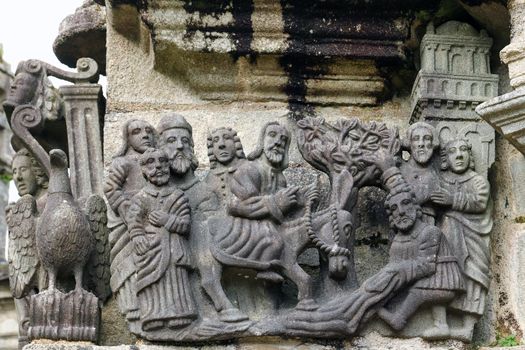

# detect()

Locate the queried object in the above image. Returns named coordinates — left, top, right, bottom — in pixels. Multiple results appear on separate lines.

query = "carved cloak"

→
left=438, top=170, right=493, bottom=315
left=210, top=158, right=286, bottom=270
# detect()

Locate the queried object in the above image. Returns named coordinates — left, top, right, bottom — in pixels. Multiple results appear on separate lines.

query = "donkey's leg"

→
left=282, top=263, right=318, bottom=311
left=200, top=258, right=249, bottom=322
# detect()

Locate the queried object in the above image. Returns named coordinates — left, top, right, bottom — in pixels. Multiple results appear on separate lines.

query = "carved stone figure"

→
left=204, top=127, right=246, bottom=207
left=376, top=175, right=464, bottom=339
left=431, top=139, right=493, bottom=341
left=7, top=149, right=49, bottom=349
left=28, top=149, right=109, bottom=341
left=286, top=175, right=463, bottom=339
left=104, top=119, right=156, bottom=323
left=126, top=148, right=197, bottom=331
left=400, top=122, right=441, bottom=225
left=4, top=57, right=109, bottom=344
left=209, top=122, right=319, bottom=311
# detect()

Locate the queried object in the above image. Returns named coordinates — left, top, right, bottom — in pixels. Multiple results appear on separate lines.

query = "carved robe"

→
left=126, top=185, right=197, bottom=330
left=400, top=159, right=440, bottom=225
left=210, top=158, right=287, bottom=270
left=286, top=222, right=463, bottom=335
left=104, top=154, right=143, bottom=320
left=438, top=170, right=493, bottom=315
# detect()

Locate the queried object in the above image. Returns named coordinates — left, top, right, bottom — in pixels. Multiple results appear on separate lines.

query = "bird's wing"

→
left=6, top=195, right=39, bottom=299
left=83, top=194, right=111, bottom=301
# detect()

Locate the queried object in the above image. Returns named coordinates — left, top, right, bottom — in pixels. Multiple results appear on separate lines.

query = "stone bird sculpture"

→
left=8, top=149, right=111, bottom=299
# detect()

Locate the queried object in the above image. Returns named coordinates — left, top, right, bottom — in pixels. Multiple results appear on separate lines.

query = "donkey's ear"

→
left=332, top=168, right=354, bottom=211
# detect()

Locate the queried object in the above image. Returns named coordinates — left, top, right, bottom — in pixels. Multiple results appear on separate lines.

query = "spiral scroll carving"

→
left=10, top=105, right=51, bottom=176
left=24, top=57, right=99, bottom=84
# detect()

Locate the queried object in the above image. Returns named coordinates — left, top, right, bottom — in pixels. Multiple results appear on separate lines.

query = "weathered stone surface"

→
left=0, top=281, right=17, bottom=350
left=476, top=88, right=525, bottom=156
left=22, top=332, right=468, bottom=349
left=53, top=1, right=107, bottom=75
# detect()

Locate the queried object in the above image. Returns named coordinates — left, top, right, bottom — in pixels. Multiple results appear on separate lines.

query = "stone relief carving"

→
left=105, top=119, right=157, bottom=327
left=100, top=114, right=492, bottom=344
left=434, top=139, right=493, bottom=341
left=4, top=58, right=109, bottom=347
left=5, top=90, right=494, bottom=344
left=126, top=148, right=197, bottom=331
left=2, top=62, right=495, bottom=346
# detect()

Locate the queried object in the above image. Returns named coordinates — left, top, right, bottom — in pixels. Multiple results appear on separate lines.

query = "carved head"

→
left=140, top=148, right=171, bottom=187
left=385, top=186, right=421, bottom=233
left=115, top=119, right=157, bottom=157
left=4, top=61, right=62, bottom=120
left=248, top=122, right=290, bottom=169
left=402, top=122, right=439, bottom=165
left=440, top=139, right=474, bottom=174
left=157, top=114, right=198, bottom=175
left=7, top=72, right=39, bottom=106
left=12, top=148, right=49, bottom=197
left=207, top=127, right=245, bottom=168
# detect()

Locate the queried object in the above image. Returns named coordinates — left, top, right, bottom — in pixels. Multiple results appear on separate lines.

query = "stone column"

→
left=476, top=0, right=525, bottom=155
left=59, top=84, right=104, bottom=199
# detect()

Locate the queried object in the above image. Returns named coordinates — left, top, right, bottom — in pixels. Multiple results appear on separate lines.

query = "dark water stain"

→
left=231, top=0, right=255, bottom=59
left=280, top=0, right=332, bottom=121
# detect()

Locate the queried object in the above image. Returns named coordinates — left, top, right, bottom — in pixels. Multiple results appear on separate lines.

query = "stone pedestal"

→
left=28, top=290, right=99, bottom=343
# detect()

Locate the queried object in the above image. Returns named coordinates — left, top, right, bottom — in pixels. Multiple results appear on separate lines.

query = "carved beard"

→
left=411, top=147, right=433, bottom=164
left=264, top=147, right=284, bottom=166
left=393, top=214, right=415, bottom=232
left=171, top=151, right=193, bottom=175
left=148, top=169, right=170, bottom=186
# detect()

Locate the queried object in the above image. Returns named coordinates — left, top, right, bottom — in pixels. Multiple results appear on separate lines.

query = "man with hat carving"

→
left=156, top=114, right=219, bottom=215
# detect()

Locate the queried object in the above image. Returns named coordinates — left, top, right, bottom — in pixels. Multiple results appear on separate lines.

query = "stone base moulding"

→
left=22, top=333, right=469, bottom=350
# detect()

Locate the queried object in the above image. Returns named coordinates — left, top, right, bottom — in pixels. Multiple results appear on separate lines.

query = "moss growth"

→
left=496, top=334, right=520, bottom=347
left=0, top=173, right=12, bottom=184
left=515, top=216, right=525, bottom=224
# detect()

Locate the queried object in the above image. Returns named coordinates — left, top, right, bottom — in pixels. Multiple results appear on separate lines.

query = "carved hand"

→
left=276, top=186, right=299, bottom=212
left=149, top=210, right=169, bottom=227
left=173, top=217, right=190, bottom=234
left=133, top=235, right=150, bottom=255
left=303, top=184, right=319, bottom=204
left=430, top=188, right=453, bottom=206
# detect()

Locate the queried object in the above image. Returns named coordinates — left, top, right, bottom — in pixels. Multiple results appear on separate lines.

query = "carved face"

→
left=128, top=120, right=155, bottom=153
left=160, top=128, right=194, bottom=175
left=13, top=155, right=38, bottom=196
left=410, top=127, right=434, bottom=165
left=142, top=151, right=170, bottom=186
left=446, top=140, right=470, bottom=174
left=211, top=129, right=236, bottom=165
left=263, top=124, right=288, bottom=166
left=388, top=192, right=417, bottom=233
left=7, top=72, right=38, bottom=105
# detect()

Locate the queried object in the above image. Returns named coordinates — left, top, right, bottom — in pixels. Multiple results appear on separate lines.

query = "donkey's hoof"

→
left=295, top=298, right=318, bottom=311
left=219, top=308, right=249, bottom=323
